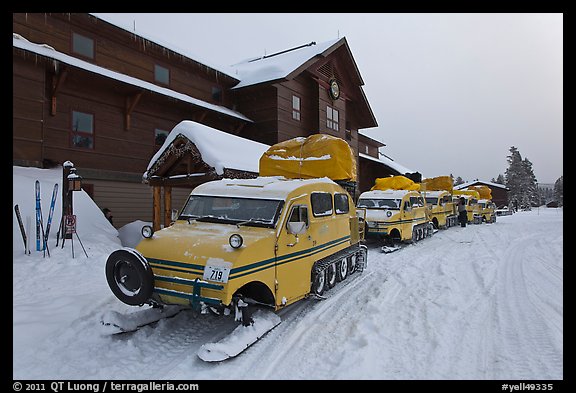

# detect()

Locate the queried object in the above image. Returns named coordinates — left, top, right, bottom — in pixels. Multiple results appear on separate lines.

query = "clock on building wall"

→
left=328, top=78, right=340, bottom=100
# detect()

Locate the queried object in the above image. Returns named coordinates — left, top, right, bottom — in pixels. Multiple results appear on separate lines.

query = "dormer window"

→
left=72, top=32, right=94, bottom=59
left=154, top=64, right=170, bottom=85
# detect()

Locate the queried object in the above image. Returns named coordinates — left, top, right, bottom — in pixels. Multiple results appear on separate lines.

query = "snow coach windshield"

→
left=357, top=198, right=401, bottom=209
left=425, top=197, right=439, bottom=206
left=179, top=195, right=284, bottom=228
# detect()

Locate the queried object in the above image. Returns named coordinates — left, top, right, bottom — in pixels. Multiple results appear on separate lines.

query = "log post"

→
left=153, top=186, right=161, bottom=231
left=163, top=186, right=172, bottom=228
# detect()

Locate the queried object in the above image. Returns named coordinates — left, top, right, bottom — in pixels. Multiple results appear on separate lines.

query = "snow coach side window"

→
left=71, top=111, right=94, bottom=149
left=334, top=193, right=349, bottom=214
left=311, top=192, right=333, bottom=217
left=287, top=205, right=308, bottom=228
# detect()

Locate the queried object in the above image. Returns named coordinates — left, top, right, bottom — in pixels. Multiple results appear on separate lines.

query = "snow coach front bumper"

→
left=151, top=276, right=224, bottom=311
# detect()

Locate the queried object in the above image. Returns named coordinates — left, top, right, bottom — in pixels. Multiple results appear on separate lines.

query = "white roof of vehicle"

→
left=192, top=176, right=337, bottom=200
left=359, top=189, right=415, bottom=199
left=422, top=190, right=449, bottom=197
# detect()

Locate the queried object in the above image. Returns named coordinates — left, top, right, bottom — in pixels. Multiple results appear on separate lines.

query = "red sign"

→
left=65, top=215, right=77, bottom=234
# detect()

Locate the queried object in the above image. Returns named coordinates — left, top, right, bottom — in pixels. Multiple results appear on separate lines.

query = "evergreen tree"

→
left=554, top=176, right=563, bottom=206
left=495, top=174, right=505, bottom=185
left=505, top=146, right=538, bottom=210
left=522, top=158, right=539, bottom=207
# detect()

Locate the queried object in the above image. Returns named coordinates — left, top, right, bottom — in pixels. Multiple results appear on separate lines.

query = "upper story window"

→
left=327, top=106, right=339, bottom=131
left=212, top=87, right=222, bottom=103
left=154, top=128, right=169, bottom=146
left=154, top=64, right=170, bottom=85
left=71, top=110, right=94, bottom=149
left=72, top=32, right=94, bottom=59
left=292, top=95, right=301, bottom=121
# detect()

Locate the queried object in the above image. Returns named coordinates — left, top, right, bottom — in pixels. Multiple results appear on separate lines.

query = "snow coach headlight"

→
left=142, top=225, right=154, bottom=239
left=229, top=234, right=243, bottom=249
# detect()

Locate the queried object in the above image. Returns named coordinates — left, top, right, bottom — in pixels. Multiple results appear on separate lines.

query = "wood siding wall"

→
left=13, top=56, right=45, bottom=167
left=13, top=13, right=236, bottom=107
left=90, top=179, right=191, bottom=229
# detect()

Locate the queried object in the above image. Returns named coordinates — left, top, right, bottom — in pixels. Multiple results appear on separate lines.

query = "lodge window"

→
left=72, top=32, right=94, bottom=59
left=154, top=128, right=169, bottom=146
left=292, top=95, right=301, bottom=121
left=334, top=193, right=350, bottom=214
left=311, top=192, right=333, bottom=217
left=327, top=106, right=339, bottom=131
left=154, top=64, right=170, bottom=85
left=212, top=87, right=222, bottom=103
left=71, top=111, right=94, bottom=149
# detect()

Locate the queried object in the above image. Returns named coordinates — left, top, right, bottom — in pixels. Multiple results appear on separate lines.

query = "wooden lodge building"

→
left=13, top=13, right=417, bottom=228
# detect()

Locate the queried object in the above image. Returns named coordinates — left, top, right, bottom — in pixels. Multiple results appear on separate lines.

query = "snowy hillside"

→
left=13, top=166, right=563, bottom=380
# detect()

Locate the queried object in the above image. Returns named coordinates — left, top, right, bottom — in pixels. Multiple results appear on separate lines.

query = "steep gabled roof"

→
left=454, top=180, right=509, bottom=190
left=230, top=39, right=342, bottom=89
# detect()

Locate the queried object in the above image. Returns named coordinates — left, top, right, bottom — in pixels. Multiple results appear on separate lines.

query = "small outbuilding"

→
left=454, top=180, right=509, bottom=208
left=144, top=120, right=270, bottom=230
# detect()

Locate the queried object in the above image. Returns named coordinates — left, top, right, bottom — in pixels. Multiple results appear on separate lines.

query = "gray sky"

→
left=93, top=13, right=563, bottom=184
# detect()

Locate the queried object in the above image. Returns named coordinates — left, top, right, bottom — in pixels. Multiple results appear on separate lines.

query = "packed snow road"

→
left=13, top=209, right=563, bottom=380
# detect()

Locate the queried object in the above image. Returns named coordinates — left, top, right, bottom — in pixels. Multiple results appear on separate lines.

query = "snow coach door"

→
left=274, top=197, right=314, bottom=307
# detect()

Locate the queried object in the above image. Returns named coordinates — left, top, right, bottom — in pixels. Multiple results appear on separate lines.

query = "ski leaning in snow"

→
left=100, top=305, right=185, bottom=334
left=35, top=180, right=49, bottom=256
left=14, top=205, right=30, bottom=254
left=44, top=183, right=58, bottom=249
left=197, top=309, right=281, bottom=362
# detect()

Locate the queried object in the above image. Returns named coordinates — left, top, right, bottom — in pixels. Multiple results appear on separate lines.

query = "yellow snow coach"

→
left=358, top=176, right=432, bottom=245
left=104, top=133, right=367, bottom=361
left=420, top=176, right=457, bottom=229
left=478, top=199, right=497, bottom=223
left=453, top=189, right=482, bottom=224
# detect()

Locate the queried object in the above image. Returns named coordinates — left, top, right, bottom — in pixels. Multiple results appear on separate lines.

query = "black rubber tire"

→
left=347, top=255, right=356, bottom=275
left=326, top=263, right=337, bottom=289
left=336, top=258, right=348, bottom=282
left=312, top=269, right=327, bottom=296
left=106, top=249, right=154, bottom=306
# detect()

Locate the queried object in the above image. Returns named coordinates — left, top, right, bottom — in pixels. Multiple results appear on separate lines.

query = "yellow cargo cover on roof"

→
left=421, top=176, right=453, bottom=193
left=453, top=189, right=481, bottom=199
left=467, top=185, right=492, bottom=200
left=259, top=134, right=357, bottom=181
left=371, top=175, right=420, bottom=191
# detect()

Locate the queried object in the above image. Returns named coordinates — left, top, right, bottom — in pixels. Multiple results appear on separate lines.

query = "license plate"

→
left=203, top=264, right=231, bottom=283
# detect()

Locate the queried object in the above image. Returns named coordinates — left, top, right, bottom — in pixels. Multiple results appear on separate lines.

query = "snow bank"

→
left=13, top=165, right=563, bottom=380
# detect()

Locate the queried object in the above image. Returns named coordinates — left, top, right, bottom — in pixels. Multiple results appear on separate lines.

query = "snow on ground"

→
left=13, top=166, right=563, bottom=380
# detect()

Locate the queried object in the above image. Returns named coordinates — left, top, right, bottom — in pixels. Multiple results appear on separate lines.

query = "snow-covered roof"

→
left=230, top=39, right=341, bottom=89
left=90, top=14, right=238, bottom=80
left=359, top=153, right=416, bottom=176
left=146, top=120, right=270, bottom=176
left=13, top=33, right=251, bottom=123
left=193, top=176, right=336, bottom=200
left=454, top=180, right=509, bottom=190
